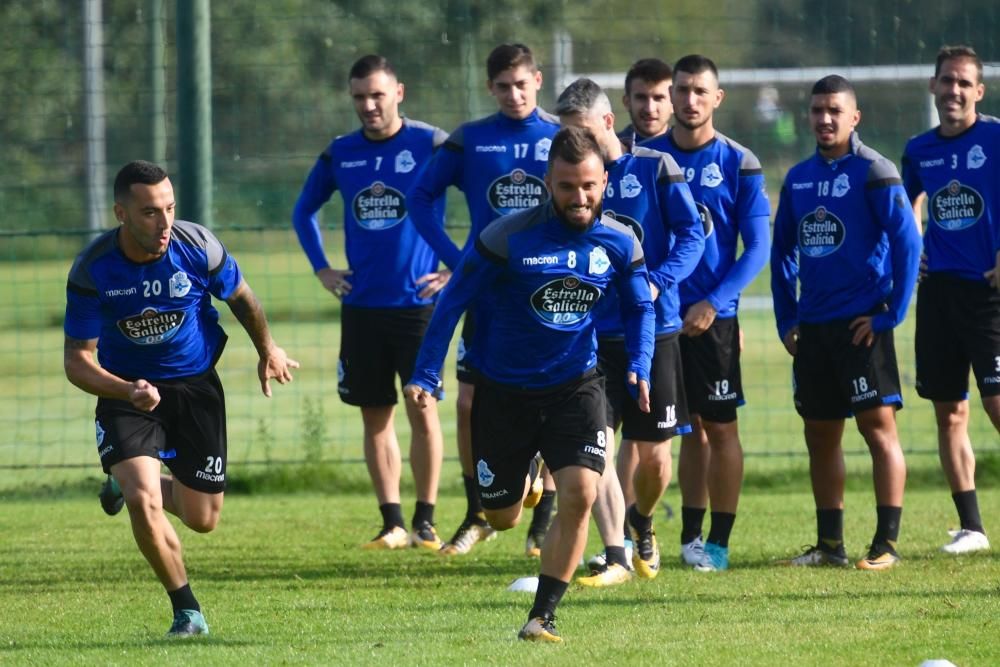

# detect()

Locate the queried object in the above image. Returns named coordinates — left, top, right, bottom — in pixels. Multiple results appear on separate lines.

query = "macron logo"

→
left=523, top=255, right=559, bottom=266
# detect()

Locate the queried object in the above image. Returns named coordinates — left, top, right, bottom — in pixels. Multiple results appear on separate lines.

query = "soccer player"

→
left=64, top=160, right=298, bottom=636
left=771, top=75, right=921, bottom=570
left=405, top=126, right=654, bottom=642
left=292, top=55, right=448, bottom=551
left=555, top=78, right=703, bottom=585
left=641, top=54, right=771, bottom=572
left=902, top=44, right=999, bottom=554
left=408, top=43, right=560, bottom=556
left=618, top=57, right=674, bottom=148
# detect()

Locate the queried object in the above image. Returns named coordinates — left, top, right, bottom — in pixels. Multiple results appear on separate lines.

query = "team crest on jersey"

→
left=352, top=181, right=407, bottom=230
left=696, top=202, right=715, bottom=237
left=488, top=169, right=546, bottom=215
left=477, top=459, right=495, bottom=487
left=168, top=271, right=192, bottom=298
left=700, top=163, right=723, bottom=188
left=967, top=144, right=986, bottom=170
left=832, top=173, right=851, bottom=198
left=117, top=307, right=186, bottom=345
left=589, top=246, right=611, bottom=276
left=930, top=180, right=984, bottom=231
left=530, top=276, right=601, bottom=326
left=604, top=211, right=643, bottom=242
left=534, top=137, right=551, bottom=161
left=798, top=206, right=845, bottom=257
left=619, top=173, right=642, bottom=199
left=395, top=150, right=416, bottom=173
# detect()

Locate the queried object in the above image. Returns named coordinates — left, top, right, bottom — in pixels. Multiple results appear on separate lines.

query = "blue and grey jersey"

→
left=902, top=114, right=1000, bottom=281
left=292, top=118, right=448, bottom=308
left=409, top=203, right=655, bottom=391
left=771, top=133, right=922, bottom=340
left=64, top=220, right=243, bottom=380
left=408, top=108, right=560, bottom=270
left=643, top=130, right=771, bottom=318
left=592, top=145, right=704, bottom=337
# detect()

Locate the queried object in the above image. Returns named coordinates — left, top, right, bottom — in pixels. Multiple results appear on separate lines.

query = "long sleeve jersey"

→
left=643, top=131, right=771, bottom=318
left=291, top=118, right=448, bottom=309
left=771, top=133, right=921, bottom=341
left=409, top=203, right=655, bottom=391
left=902, top=114, right=1000, bottom=281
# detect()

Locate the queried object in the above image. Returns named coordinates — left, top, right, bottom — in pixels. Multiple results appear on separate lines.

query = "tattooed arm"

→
left=225, top=280, right=299, bottom=396
left=63, top=336, right=160, bottom=410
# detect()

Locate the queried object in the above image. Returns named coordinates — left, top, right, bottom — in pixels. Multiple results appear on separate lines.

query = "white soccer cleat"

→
left=940, top=529, right=990, bottom=554
left=680, top=535, right=704, bottom=567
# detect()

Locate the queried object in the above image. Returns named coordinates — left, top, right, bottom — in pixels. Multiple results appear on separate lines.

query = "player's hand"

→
left=681, top=300, right=717, bottom=337
left=627, top=372, right=651, bottom=413
left=918, top=252, right=929, bottom=282
left=649, top=282, right=660, bottom=302
left=404, top=383, right=431, bottom=408
left=258, top=345, right=299, bottom=397
left=983, top=249, right=1000, bottom=291
left=739, top=326, right=745, bottom=352
left=782, top=326, right=799, bottom=357
left=849, top=316, right=875, bottom=347
left=129, top=379, right=161, bottom=412
left=416, top=269, right=452, bottom=299
left=317, top=267, right=353, bottom=300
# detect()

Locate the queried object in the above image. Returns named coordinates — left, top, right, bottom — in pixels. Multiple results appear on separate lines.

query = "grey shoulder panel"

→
left=171, top=219, right=227, bottom=271
left=67, top=229, right=117, bottom=294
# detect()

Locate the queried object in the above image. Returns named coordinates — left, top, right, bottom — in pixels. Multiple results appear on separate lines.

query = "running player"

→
left=406, top=126, right=655, bottom=642
left=292, top=55, right=448, bottom=550
left=65, top=160, right=297, bottom=636
left=408, top=43, right=560, bottom=556
left=555, top=78, right=703, bottom=585
left=642, top=54, right=771, bottom=571
left=902, top=44, right=998, bottom=554
left=771, top=75, right=921, bottom=570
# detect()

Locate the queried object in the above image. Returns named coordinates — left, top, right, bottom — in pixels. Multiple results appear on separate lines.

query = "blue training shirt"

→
left=409, top=203, right=655, bottom=391
left=64, top=220, right=243, bottom=380
left=643, top=130, right=771, bottom=318
left=592, top=145, right=704, bottom=337
left=771, top=133, right=922, bottom=341
left=902, top=114, right=1000, bottom=281
left=292, top=118, right=448, bottom=309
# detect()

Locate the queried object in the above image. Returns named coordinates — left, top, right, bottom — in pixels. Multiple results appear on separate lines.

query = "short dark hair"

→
left=348, top=54, right=395, bottom=82
left=624, top=58, right=672, bottom=96
left=113, top=161, right=168, bottom=203
left=547, top=126, right=607, bottom=168
left=486, top=43, right=537, bottom=81
left=811, top=74, right=856, bottom=99
left=935, top=44, right=983, bottom=81
left=673, top=54, right=718, bottom=80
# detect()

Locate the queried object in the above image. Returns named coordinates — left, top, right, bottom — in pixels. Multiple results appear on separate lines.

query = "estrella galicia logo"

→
left=352, top=181, right=407, bottom=230
left=488, top=169, right=546, bottom=215
left=930, top=180, right=984, bottom=231
left=117, top=308, right=185, bottom=345
left=798, top=206, right=845, bottom=257
left=477, top=459, right=495, bottom=487
left=696, top=202, right=715, bottom=237
left=604, top=210, right=643, bottom=242
left=530, top=276, right=601, bottom=326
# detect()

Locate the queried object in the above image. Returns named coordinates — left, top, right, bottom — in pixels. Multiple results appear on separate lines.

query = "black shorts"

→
left=916, top=274, right=1000, bottom=401
left=455, top=309, right=479, bottom=385
left=94, top=368, right=228, bottom=493
left=793, top=318, right=903, bottom=420
left=338, top=304, right=441, bottom=407
left=598, top=333, right=691, bottom=441
left=680, top=316, right=744, bottom=423
left=471, top=371, right=607, bottom=510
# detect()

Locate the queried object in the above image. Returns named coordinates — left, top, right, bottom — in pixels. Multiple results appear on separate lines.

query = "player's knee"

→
left=183, top=508, right=220, bottom=533
left=484, top=507, right=520, bottom=531
left=123, top=485, right=163, bottom=523
left=456, top=393, right=474, bottom=420
left=556, top=478, right=597, bottom=517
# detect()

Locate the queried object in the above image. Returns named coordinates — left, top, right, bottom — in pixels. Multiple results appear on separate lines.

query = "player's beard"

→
left=554, top=199, right=603, bottom=232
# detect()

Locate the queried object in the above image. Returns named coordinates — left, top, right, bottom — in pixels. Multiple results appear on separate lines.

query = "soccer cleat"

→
left=693, top=542, right=729, bottom=572
left=940, top=529, right=990, bottom=555
left=439, top=517, right=497, bottom=556
left=525, top=531, right=544, bottom=558
left=410, top=521, right=443, bottom=551
left=680, top=535, right=704, bottom=567
left=586, top=551, right=607, bottom=572
left=629, top=519, right=660, bottom=579
left=99, top=475, right=124, bottom=516
left=166, top=609, right=209, bottom=637
left=577, top=562, right=633, bottom=588
left=856, top=545, right=901, bottom=571
left=518, top=615, right=562, bottom=643
left=361, top=525, right=409, bottom=550
left=523, top=457, right=545, bottom=509
left=777, top=545, right=850, bottom=567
